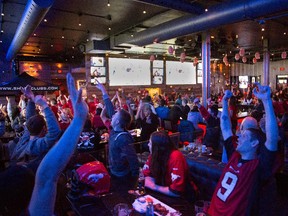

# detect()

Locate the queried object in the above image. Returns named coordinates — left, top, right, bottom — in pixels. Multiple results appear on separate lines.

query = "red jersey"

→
left=208, top=152, right=259, bottom=216
left=143, top=150, right=188, bottom=193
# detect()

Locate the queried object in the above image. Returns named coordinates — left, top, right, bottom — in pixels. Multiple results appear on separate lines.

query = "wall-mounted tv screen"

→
left=153, top=76, right=163, bottom=84
left=166, top=61, right=196, bottom=85
left=91, top=77, right=106, bottom=84
left=91, top=57, right=104, bottom=66
left=239, top=75, right=248, bottom=88
left=153, top=60, right=164, bottom=68
left=153, top=68, right=163, bottom=76
left=108, top=58, right=151, bottom=86
left=90, top=66, right=106, bottom=76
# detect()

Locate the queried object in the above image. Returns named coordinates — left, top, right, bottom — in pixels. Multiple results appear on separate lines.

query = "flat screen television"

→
left=90, top=66, right=106, bottom=76
left=108, top=58, right=151, bottom=86
left=166, top=61, right=196, bottom=85
left=91, top=77, right=106, bottom=84
left=91, top=57, right=104, bottom=66
left=239, top=75, right=248, bottom=88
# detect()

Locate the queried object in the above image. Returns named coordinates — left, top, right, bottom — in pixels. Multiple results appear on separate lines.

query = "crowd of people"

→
left=0, top=76, right=287, bottom=215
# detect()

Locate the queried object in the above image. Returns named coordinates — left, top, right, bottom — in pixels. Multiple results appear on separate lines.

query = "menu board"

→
left=166, top=61, right=196, bottom=85
left=108, top=58, right=151, bottom=86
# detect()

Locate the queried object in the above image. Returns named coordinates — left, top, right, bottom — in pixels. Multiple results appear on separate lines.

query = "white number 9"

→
left=217, top=172, right=238, bottom=202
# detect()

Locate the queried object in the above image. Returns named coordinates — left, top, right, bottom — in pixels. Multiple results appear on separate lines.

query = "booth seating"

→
left=183, top=151, right=225, bottom=200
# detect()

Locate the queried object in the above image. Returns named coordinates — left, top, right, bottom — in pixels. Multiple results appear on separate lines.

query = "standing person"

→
left=208, top=83, right=278, bottom=216
left=95, top=80, right=139, bottom=178
left=28, top=73, right=88, bottom=216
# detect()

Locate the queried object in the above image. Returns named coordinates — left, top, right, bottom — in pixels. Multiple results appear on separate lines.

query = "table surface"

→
left=67, top=176, right=195, bottom=216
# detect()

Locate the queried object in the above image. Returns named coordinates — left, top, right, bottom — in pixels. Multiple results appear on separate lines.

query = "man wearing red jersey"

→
left=208, top=83, right=278, bottom=216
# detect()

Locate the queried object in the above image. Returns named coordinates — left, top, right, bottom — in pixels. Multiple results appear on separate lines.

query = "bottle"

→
left=146, top=198, right=154, bottom=216
left=138, top=168, right=145, bottom=195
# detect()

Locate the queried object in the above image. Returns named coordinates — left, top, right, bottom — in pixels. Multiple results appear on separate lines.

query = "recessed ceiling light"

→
left=51, top=44, right=53, bottom=47
left=236, top=35, right=238, bottom=38
left=0, top=41, right=2, bottom=43
left=62, top=36, right=64, bottom=39
left=205, top=8, right=208, bottom=12
left=33, top=33, right=36, bottom=36
left=44, top=19, right=47, bottom=22
left=1, top=30, right=4, bottom=33
left=131, top=34, right=134, bottom=37
left=143, top=10, right=146, bottom=14
left=211, top=36, right=215, bottom=39
left=261, top=28, right=265, bottom=31
left=72, top=46, right=75, bottom=49
left=108, top=27, right=111, bottom=30
left=86, top=39, right=89, bottom=42
left=79, top=23, right=82, bottom=26
left=1, top=13, right=4, bottom=16
left=284, top=32, right=287, bottom=35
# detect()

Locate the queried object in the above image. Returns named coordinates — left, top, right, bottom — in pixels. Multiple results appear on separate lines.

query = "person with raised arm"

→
left=95, top=79, right=139, bottom=178
left=11, top=85, right=61, bottom=172
left=208, top=83, right=278, bottom=216
left=28, top=73, right=88, bottom=216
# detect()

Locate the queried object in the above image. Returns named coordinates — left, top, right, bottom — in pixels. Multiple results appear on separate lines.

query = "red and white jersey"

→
left=208, top=152, right=259, bottom=216
left=143, top=150, right=188, bottom=193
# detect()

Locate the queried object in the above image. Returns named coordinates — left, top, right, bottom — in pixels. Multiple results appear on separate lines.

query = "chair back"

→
left=168, top=132, right=180, bottom=148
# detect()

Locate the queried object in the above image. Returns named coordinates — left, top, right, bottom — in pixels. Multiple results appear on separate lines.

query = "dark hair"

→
left=250, top=110, right=263, bottom=122
left=210, top=105, right=218, bottom=117
left=96, top=107, right=102, bottom=115
left=150, top=131, right=175, bottom=186
left=26, top=115, right=46, bottom=136
left=83, top=117, right=92, bottom=130
left=191, top=106, right=199, bottom=112
left=11, top=107, right=20, bottom=120
left=281, top=112, right=288, bottom=130
left=118, top=109, right=131, bottom=129
left=50, top=98, right=57, bottom=105
left=0, top=165, right=35, bottom=215
left=159, top=99, right=165, bottom=107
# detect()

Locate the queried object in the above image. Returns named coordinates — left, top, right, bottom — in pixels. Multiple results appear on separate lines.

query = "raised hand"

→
left=67, top=73, right=88, bottom=119
left=34, top=95, right=48, bottom=109
left=21, top=85, right=35, bottom=101
left=95, top=79, right=107, bottom=94
left=252, top=83, right=271, bottom=101
left=223, top=90, right=233, bottom=101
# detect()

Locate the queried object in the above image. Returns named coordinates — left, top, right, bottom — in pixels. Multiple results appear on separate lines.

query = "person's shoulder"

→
left=170, top=149, right=185, bottom=159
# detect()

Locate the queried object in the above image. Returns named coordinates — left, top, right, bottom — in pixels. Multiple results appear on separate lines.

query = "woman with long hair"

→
left=143, top=131, right=190, bottom=197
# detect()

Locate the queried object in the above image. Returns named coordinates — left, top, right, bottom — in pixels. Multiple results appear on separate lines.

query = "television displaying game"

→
left=108, top=58, right=151, bottom=86
left=166, top=61, right=196, bottom=85
left=239, top=75, right=248, bottom=88
left=91, top=57, right=104, bottom=66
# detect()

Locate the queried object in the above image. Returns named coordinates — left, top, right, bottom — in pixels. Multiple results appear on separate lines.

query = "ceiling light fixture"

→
left=143, top=10, right=146, bottom=14
left=107, top=0, right=110, bottom=7
left=261, top=28, right=265, bottom=31
left=44, top=19, right=47, bottom=22
left=108, top=27, right=111, bottom=30
left=1, top=13, right=4, bottom=16
left=205, top=8, right=208, bottom=12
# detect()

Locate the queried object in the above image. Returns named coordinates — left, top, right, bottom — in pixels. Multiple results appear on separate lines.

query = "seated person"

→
left=187, top=105, right=204, bottom=132
left=194, top=98, right=221, bottom=151
left=136, top=102, right=159, bottom=141
left=95, top=80, right=139, bottom=178
left=155, top=99, right=170, bottom=125
left=143, top=131, right=190, bottom=197
left=208, top=84, right=278, bottom=216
